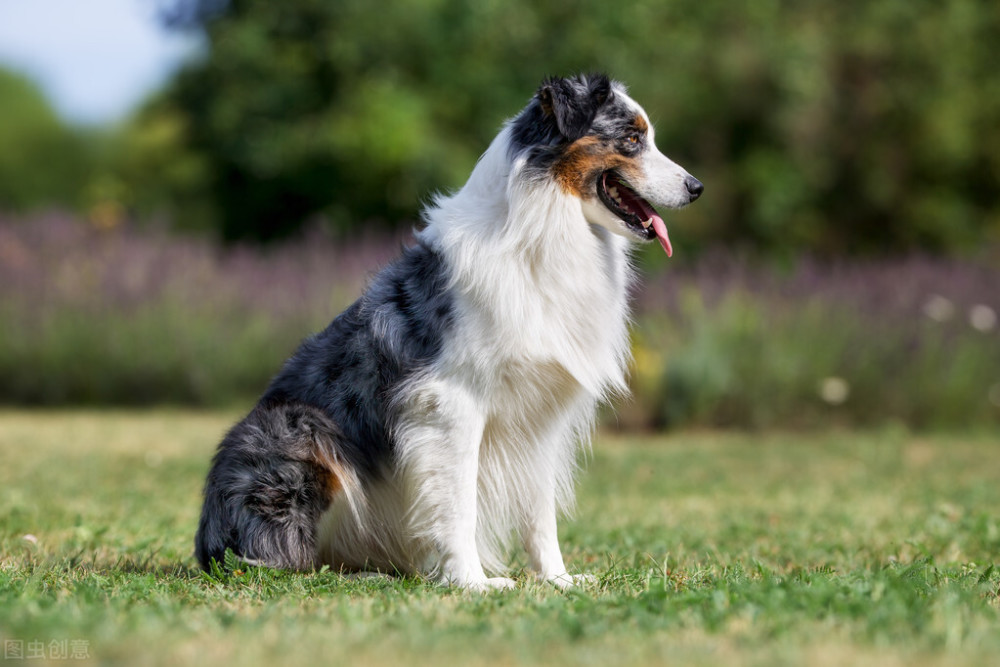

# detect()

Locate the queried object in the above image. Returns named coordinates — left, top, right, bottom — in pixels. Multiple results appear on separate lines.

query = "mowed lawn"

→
left=1, top=411, right=998, bottom=666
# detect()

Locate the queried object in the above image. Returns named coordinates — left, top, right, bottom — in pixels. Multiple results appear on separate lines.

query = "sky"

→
left=0, top=0, right=203, bottom=125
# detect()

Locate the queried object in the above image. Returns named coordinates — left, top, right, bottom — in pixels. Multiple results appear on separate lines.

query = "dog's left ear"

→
left=538, top=75, right=612, bottom=142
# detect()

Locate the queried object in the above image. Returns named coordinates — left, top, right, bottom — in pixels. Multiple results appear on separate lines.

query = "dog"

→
left=195, top=74, right=703, bottom=590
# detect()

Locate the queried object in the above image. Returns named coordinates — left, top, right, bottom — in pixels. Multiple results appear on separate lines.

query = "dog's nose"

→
left=685, top=176, right=704, bottom=201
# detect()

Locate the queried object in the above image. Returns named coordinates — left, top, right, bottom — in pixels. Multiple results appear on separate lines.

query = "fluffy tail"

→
left=194, top=400, right=361, bottom=571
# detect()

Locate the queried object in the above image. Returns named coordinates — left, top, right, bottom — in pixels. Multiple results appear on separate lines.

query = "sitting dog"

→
left=195, top=74, right=703, bottom=590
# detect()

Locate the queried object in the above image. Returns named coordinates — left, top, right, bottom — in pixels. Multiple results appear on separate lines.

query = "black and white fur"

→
left=195, top=74, right=703, bottom=590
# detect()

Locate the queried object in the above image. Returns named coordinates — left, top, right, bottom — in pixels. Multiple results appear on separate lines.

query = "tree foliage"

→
left=0, top=69, right=91, bottom=212
left=149, top=0, right=1000, bottom=252
left=3, top=1, right=997, bottom=254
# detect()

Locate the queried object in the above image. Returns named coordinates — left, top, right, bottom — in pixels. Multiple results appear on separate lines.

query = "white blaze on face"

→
left=624, top=100, right=694, bottom=211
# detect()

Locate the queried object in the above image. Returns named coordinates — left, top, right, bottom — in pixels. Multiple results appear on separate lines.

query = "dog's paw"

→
left=543, top=573, right=597, bottom=589
left=462, top=576, right=517, bottom=592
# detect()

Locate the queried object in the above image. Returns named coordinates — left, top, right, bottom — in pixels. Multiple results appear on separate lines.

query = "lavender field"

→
left=1, top=214, right=997, bottom=429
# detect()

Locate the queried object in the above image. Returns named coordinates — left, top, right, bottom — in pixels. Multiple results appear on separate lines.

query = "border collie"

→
left=195, top=74, right=703, bottom=590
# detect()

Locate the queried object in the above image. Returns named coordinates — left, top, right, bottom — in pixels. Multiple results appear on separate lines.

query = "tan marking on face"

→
left=616, top=162, right=646, bottom=190
left=552, top=136, right=645, bottom=198
left=634, top=115, right=648, bottom=133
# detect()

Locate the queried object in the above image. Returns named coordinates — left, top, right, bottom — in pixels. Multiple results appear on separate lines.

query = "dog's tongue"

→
left=650, top=215, right=673, bottom=257
left=630, top=192, right=673, bottom=258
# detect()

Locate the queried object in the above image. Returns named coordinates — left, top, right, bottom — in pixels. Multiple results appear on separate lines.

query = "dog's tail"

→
left=194, top=400, right=362, bottom=571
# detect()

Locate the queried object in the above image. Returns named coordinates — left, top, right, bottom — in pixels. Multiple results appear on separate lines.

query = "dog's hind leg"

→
left=194, top=401, right=358, bottom=571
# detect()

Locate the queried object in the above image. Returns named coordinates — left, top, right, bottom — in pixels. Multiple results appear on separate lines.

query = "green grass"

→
left=1, top=411, right=998, bottom=666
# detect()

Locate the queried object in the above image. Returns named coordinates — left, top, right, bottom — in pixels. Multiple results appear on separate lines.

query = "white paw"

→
left=544, top=573, right=597, bottom=589
left=462, top=576, right=517, bottom=592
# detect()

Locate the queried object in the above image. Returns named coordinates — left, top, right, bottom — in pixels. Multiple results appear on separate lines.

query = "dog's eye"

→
left=627, top=134, right=640, bottom=144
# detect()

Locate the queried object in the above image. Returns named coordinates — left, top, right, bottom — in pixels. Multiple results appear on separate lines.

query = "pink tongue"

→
left=605, top=174, right=674, bottom=257
left=630, top=193, right=673, bottom=258
left=650, top=215, right=673, bottom=257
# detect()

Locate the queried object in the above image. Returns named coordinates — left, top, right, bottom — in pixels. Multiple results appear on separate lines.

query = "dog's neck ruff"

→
left=418, top=126, right=633, bottom=399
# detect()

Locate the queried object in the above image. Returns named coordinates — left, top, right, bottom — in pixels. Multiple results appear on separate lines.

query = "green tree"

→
left=0, top=68, right=90, bottom=212
left=157, top=0, right=1000, bottom=253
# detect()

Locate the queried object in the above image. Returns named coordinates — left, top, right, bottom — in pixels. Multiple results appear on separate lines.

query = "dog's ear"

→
left=538, top=74, right=612, bottom=142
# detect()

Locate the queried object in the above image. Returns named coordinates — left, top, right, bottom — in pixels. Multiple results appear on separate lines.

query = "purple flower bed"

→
left=635, top=249, right=999, bottom=331
left=0, top=213, right=402, bottom=321
left=1, top=213, right=997, bottom=428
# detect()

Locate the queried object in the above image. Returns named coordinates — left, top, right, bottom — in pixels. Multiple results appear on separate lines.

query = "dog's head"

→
left=509, top=74, right=702, bottom=256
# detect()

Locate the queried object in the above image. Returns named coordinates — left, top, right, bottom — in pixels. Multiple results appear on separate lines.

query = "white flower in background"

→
left=922, top=294, right=955, bottom=322
left=969, top=305, right=997, bottom=332
left=819, top=377, right=850, bottom=405
left=989, top=383, right=1000, bottom=408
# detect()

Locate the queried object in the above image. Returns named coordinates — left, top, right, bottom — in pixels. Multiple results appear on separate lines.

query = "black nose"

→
left=685, top=176, right=704, bottom=201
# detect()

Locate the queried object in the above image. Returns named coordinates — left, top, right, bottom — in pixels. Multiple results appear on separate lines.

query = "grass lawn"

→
left=1, top=410, right=998, bottom=666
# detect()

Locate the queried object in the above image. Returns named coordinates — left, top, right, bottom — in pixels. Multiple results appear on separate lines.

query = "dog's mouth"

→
left=596, top=171, right=672, bottom=257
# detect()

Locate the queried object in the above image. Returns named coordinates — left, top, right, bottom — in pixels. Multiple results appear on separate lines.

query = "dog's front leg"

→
left=520, top=410, right=597, bottom=589
left=521, top=480, right=593, bottom=588
left=522, top=484, right=568, bottom=583
left=397, top=385, right=514, bottom=591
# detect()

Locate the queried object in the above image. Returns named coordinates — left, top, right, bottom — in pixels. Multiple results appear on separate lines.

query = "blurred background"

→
left=0, top=0, right=997, bottom=430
